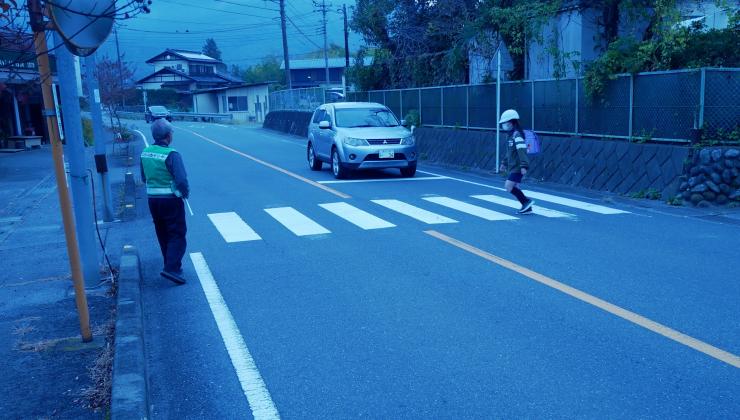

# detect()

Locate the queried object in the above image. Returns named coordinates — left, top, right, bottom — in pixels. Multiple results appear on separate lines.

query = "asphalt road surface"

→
left=129, top=120, right=739, bottom=419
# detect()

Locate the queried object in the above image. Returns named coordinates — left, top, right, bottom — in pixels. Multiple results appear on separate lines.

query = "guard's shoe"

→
left=161, top=270, right=186, bottom=285
left=518, top=200, right=534, bottom=214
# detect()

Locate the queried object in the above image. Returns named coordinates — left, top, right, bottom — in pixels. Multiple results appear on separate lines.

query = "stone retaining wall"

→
left=678, top=148, right=740, bottom=207
left=414, top=127, right=690, bottom=200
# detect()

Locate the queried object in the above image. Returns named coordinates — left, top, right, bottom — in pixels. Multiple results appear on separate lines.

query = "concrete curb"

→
left=111, top=245, right=149, bottom=419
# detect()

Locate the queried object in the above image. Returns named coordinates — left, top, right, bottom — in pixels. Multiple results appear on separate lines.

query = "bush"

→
left=404, top=109, right=421, bottom=128
left=82, top=117, right=94, bottom=146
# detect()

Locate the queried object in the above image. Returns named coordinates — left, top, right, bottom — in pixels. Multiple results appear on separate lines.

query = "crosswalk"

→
left=205, top=192, right=630, bottom=243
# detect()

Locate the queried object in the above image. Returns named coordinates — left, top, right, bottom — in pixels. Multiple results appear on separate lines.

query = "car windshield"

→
left=335, top=108, right=400, bottom=128
left=149, top=106, right=167, bottom=113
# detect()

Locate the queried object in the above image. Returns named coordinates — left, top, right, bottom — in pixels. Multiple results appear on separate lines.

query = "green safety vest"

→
left=141, top=145, right=178, bottom=196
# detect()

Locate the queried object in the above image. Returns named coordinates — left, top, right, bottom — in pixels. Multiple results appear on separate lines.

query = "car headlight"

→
left=400, top=135, right=415, bottom=146
left=343, top=137, right=368, bottom=146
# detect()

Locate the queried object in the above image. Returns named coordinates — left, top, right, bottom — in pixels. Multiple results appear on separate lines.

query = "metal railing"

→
left=271, top=68, right=740, bottom=143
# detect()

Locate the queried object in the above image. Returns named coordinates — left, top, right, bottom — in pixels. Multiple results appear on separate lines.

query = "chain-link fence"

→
left=270, top=68, right=739, bottom=142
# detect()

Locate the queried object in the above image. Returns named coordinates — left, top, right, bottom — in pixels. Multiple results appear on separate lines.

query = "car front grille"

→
left=367, top=139, right=401, bottom=145
left=364, top=153, right=407, bottom=161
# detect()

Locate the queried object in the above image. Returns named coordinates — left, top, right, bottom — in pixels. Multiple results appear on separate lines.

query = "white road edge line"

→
left=190, top=252, right=280, bottom=419
left=319, top=176, right=448, bottom=184
left=134, top=129, right=149, bottom=147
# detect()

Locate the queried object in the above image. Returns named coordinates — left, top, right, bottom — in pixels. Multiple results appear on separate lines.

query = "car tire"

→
left=307, top=143, right=322, bottom=171
left=400, top=164, right=416, bottom=178
left=331, top=148, right=348, bottom=179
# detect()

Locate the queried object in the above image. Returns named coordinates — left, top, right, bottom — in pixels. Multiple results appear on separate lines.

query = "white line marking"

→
left=319, top=176, right=449, bottom=184
left=214, top=123, right=229, bottom=128
left=471, top=195, right=575, bottom=219
left=319, top=202, right=396, bottom=230
left=134, top=129, right=149, bottom=147
left=522, top=190, right=630, bottom=215
left=418, top=170, right=629, bottom=215
left=264, top=207, right=331, bottom=236
left=208, top=212, right=262, bottom=242
left=184, top=198, right=194, bottom=216
left=189, top=253, right=281, bottom=419
left=371, top=199, right=458, bottom=224
left=422, top=197, right=518, bottom=221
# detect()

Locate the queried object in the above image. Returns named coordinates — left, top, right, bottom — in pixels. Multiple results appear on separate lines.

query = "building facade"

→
left=136, top=49, right=243, bottom=93
left=281, top=57, right=372, bottom=89
left=192, top=83, right=271, bottom=122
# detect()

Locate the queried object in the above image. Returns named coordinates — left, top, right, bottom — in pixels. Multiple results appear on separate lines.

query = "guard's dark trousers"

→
left=148, top=197, right=187, bottom=273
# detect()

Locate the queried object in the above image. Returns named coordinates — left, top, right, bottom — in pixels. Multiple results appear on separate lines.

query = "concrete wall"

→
left=194, top=92, right=219, bottom=113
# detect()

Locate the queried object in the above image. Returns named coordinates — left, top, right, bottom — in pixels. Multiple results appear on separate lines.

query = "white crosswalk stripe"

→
left=319, top=202, right=396, bottom=230
left=264, top=207, right=331, bottom=236
left=522, top=190, right=630, bottom=214
left=371, top=199, right=458, bottom=224
left=208, top=212, right=262, bottom=242
left=422, top=197, right=518, bottom=221
left=210, top=190, right=630, bottom=242
left=471, top=195, right=575, bottom=218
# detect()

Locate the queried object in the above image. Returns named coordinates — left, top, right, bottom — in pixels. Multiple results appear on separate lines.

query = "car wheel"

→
left=331, top=148, right=348, bottom=179
left=400, top=164, right=416, bottom=178
left=307, top=143, right=322, bottom=171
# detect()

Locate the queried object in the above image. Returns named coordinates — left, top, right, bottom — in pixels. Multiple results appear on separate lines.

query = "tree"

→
left=350, top=0, right=478, bottom=88
left=202, top=38, right=222, bottom=60
left=95, top=55, right=135, bottom=131
left=233, top=56, right=285, bottom=89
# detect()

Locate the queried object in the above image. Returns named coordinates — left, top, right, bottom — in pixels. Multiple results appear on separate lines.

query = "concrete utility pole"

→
left=54, top=33, right=100, bottom=287
left=114, top=25, right=125, bottom=108
left=315, top=0, right=331, bottom=87
left=342, top=4, right=349, bottom=69
left=28, top=0, right=91, bottom=342
left=279, top=0, right=292, bottom=89
left=85, top=54, right=114, bottom=222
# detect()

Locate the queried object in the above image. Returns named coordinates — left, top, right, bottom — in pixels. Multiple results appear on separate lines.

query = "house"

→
left=526, top=0, right=738, bottom=80
left=281, top=57, right=372, bottom=88
left=192, top=83, right=271, bottom=122
left=1, top=30, right=58, bottom=143
left=468, top=33, right=515, bottom=84
left=136, top=49, right=243, bottom=93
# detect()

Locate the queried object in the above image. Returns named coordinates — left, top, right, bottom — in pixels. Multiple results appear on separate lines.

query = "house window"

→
left=227, top=96, right=248, bottom=112
left=177, top=64, right=183, bottom=71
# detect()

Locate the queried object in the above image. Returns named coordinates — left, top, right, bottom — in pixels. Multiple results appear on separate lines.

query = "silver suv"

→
left=307, top=102, right=417, bottom=178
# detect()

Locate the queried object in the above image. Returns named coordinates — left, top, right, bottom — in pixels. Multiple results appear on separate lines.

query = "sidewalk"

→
left=0, top=131, right=135, bottom=417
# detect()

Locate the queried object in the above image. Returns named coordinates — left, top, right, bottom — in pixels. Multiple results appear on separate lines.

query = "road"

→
left=128, top=120, right=739, bottom=419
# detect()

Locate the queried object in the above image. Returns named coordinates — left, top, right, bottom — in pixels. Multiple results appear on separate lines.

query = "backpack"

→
left=523, top=130, right=541, bottom=155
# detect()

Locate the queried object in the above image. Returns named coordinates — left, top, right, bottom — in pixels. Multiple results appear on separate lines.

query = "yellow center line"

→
left=424, top=230, right=740, bottom=369
left=177, top=127, right=351, bottom=199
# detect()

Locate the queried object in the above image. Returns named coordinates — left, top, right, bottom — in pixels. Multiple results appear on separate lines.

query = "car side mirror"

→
left=400, top=119, right=408, bottom=127
left=319, top=120, right=331, bottom=129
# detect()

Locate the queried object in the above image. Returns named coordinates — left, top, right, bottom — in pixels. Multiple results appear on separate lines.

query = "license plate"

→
left=379, top=150, right=395, bottom=159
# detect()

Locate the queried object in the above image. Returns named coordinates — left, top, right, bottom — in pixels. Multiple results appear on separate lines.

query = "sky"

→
left=95, top=0, right=363, bottom=78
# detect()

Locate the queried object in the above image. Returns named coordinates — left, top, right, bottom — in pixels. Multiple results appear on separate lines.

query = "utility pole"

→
left=315, top=0, right=331, bottom=87
left=114, top=25, right=125, bottom=108
left=342, top=4, right=349, bottom=69
left=85, top=54, right=114, bottom=222
left=279, top=0, right=292, bottom=89
left=54, top=32, right=101, bottom=288
left=28, top=0, right=91, bottom=342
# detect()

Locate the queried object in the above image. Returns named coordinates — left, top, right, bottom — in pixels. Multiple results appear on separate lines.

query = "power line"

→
left=155, top=0, right=277, bottom=18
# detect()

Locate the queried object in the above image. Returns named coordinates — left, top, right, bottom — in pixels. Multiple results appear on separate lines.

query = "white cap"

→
left=499, top=109, right=520, bottom=124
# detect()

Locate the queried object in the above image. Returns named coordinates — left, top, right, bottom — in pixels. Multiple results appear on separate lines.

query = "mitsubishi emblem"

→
left=383, top=140, right=388, bottom=144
